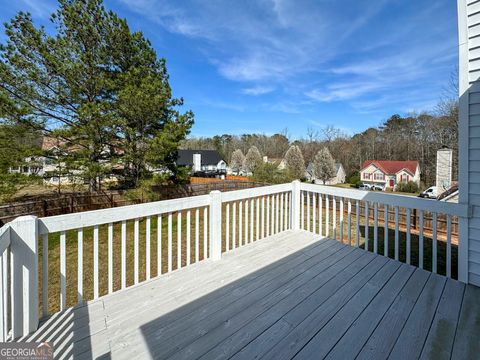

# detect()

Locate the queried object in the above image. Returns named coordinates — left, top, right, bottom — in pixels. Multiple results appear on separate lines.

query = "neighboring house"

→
left=9, top=137, right=117, bottom=186
left=176, top=149, right=227, bottom=177
left=360, top=160, right=420, bottom=190
left=305, top=162, right=346, bottom=185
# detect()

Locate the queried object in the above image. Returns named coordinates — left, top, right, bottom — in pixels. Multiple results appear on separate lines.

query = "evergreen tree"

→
left=284, top=145, right=305, bottom=179
left=244, top=146, right=262, bottom=174
left=313, top=147, right=336, bottom=184
left=230, top=149, right=245, bottom=175
left=0, top=0, right=193, bottom=190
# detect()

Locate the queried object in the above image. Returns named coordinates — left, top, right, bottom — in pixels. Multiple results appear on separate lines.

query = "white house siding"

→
left=458, top=0, right=480, bottom=285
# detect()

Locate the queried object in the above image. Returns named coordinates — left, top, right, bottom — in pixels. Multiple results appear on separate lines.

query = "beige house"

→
left=360, top=160, right=420, bottom=190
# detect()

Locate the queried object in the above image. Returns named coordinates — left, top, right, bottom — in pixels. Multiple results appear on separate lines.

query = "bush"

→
left=349, top=175, right=360, bottom=185
left=252, top=162, right=294, bottom=184
left=395, top=181, right=419, bottom=193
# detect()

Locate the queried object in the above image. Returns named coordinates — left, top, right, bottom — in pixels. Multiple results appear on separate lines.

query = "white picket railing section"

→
left=0, top=180, right=469, bottom=340
left=299, top=183, right=469, bottom=278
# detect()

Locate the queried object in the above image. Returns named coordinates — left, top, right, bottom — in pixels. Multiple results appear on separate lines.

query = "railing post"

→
left=292, top=180, right=301, bottom=231
left=9, top=215, right=39, bottom=338
left=209, top=190, right=222, bottom=261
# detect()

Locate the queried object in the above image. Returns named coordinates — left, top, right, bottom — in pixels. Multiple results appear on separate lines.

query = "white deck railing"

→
left=0, top=180, right=469, bottom=340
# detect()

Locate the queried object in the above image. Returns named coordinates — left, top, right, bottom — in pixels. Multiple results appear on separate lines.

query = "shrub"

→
left=349, top=175, right=360, bottom=185
left=395, top=181, right=419, bottom=193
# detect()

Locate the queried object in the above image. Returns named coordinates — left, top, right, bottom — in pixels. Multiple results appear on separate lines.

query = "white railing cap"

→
left=300, top=183, right=469, bottom=217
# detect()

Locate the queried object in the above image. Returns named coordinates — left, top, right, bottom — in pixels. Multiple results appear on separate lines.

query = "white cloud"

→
left=242, top=86, right=275, bottom=96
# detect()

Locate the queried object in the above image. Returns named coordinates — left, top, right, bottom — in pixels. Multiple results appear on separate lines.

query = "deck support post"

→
left=9, top=215, right=39, bottom=338
left=292, top=180, right=301, bottom=231
left=209, top=191, right=222, bottom=261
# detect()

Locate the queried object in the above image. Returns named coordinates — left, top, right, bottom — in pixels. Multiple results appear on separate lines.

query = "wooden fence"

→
left=0, top=181, right=267, bottom=225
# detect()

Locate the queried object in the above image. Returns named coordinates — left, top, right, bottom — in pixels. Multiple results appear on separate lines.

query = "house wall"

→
left=458, top=0, right=480, bottom=285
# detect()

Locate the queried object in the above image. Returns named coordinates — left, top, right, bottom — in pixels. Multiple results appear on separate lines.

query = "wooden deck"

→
left=23, top=230, right=480, bottom=359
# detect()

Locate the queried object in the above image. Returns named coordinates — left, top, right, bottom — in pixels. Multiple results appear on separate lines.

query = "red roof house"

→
left=360, top=160, right=420, bottom=189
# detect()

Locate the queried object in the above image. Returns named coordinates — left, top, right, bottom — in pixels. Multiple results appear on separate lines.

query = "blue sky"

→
left=0, top=0, right=458, bottom=138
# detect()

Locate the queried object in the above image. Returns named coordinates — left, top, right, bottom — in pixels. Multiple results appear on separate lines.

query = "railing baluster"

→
left=326, top=195, right=330, bottom=237
left=319, top=194, right=323, bottom=236
left=384, top=205, right=389, bottom=257
left=355, top=200, right=360, bottom=247
left=43, top=233, right=49, bottom=315
left=232, top=202, right=237, bottom=249
left=394, top=207, right=399, bottom=261
left=186, top=211, right=191, bottom=265
left=108, top=222, right=114, bottom=292
left=239, top=201, right=243, bottom=245
left=203, top=207, right=208, bottom=258
left=157, top=215, right=162, bottom=275
left=364, top=201, right=369, bottom=251
left=261, top=197, right=265, bottom=238
left=2, top=252, right=6, bottom=340
left=226, top=203, right=230, bottom=251
left=256, top=198, right=260, bottom=240
left=280, top=193, right=284, bottom=232
left=0, top=253, right=5, bottom=341
left=373, top=203, right=378, bottom=254
left=250, top=198, right=254, bottom=242
left=168, top=213, right=172, bottom=272
left=419, top=210, right=424, bottom=269
left=312, top=193, right=316, bottom=234
left=93, top=225, right=99, bottom=298
left=195, top=209, right=200, bottom=261
left=60, top=231, right=66, bottom=310
left=301, top=191, right=305, bottom=230
left=307, top=192, right=311, bottom=233
left=146, top=217, right=151, bottom=280
left=245, top=199, right=249, bottom=243
left=447, top=214, right=452, bottom=278
left=406, top=209, right=411, bottom=265
left=348, top=199, right=351, bottom=245
left=121, top=221, right=126, bottom=288
left=332, top=196, right=337, bottom=240
left=266, top=197, right=270, bottom=236
left=177, top=212, right=182, bottom=269
left=272, top=195, right=276, bottom=234
left=275, top=194, right=279, bottom=234
left=433, top=212, right=438, bottom=273
left=134, top=219, right=139, bottom=284
left=339, top=198, right=344, bottom=242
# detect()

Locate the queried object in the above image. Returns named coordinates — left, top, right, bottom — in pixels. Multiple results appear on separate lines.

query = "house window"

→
left=374, top=173, right=384, bottom=180
left=363, top=173, right=370, bottom=180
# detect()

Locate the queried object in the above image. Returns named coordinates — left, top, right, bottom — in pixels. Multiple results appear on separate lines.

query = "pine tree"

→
left=284, top=145, right=305, bottom=180
left=313, top=147, right=336, bottom=184
left=0, top=0, right=193, bottom=190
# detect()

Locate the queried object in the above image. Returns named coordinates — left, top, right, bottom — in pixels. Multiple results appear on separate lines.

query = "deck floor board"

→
left=23, top=230, right=480, bottom=359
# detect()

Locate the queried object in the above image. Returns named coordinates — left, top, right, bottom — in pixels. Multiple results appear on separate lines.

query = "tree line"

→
left=182, top=98, right=458, bottom=188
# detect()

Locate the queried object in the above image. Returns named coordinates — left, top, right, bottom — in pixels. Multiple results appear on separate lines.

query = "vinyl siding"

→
left=460, top=0, right=480, bottom=285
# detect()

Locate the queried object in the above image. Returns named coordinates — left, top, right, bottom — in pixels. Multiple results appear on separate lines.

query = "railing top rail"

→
left=38, top=194, right=210, bottom=234
left=220, top=183, right=292, bottom=202
left=300, top=183, right=469, bottom=217
left=0, top=225, right=10, bottom=254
